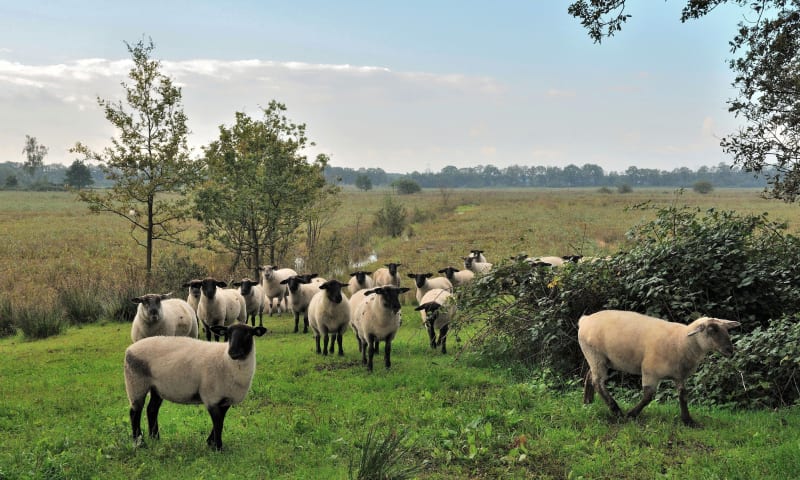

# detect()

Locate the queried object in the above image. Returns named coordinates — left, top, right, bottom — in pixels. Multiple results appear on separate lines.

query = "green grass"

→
left=1, top=314, right=799, bottom=479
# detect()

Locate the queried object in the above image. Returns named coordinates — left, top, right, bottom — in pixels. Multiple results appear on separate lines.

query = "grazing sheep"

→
left=437, top=266, right=475, bottom=287
left=467, top=249, right=488, bottom=263
left=130, top=293, right=198, bottom=343
left=578, top=310, right=741, bottom=426
left=414, top=288, right=455, bottom=354
left=124, top=323, right=267, bottom=450
left=463, top=256, right=493, bottom=274
left=232, top=278, right=265, bottom=327
left=348, top=270, right=375, bottom=296
left=307, top=280, right=351, bottom=356
left=373, top=263, right=402, bottom=287
left=198, top=277, right=246, bottom=341
left=352, top=286, right=410, bottom=371
left=182, top=279, right=202, bottom=312
left=280, top=275, right=321, bottom=333
left=407, top=272, right=453, bottom=303
left=259, top=265, right=298, bottom=315
left=348, top=288, right=370, bottom=353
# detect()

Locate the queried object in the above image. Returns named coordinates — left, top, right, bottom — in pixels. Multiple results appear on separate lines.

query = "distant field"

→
left=2, top=187, right=798, bottom=304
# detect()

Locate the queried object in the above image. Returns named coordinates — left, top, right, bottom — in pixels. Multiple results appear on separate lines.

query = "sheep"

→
left=352, top=286, right=411, bottom=371
left=348, top=288, right=371, bottom=353
left=373, top=263, right=402, bottom=287
left=578, top=310, right=741, bottom=426
left=197, top=277, right=246, bottom=341
left=348, top=270, right=375, bottom=296
left=259, top=265, right=298, bottom=315
left=467, top=249, right=488, bottom=263
left=232, top=278, right=265, bottom=327
left=130, top=293, right=198, bottom=343
left=463, top=256, right=493, bottom=274
left=414, top=288, right=455, bottom=354
left=407, top=272, right=453, bottom=303
left=182, top=279, right=202, bottom=312
left=280, top=275, right=321, bottom=333
left=124, top=323, right=267, bottom=450
left=307, top=280, right=351, bottom=356
left=437, top=266, right=475, bottom=287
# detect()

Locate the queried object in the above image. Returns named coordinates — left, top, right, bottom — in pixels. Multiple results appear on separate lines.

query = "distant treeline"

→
left=325, top=162, right=769, bottom=189
left=0, top=161, right=112, bottom=189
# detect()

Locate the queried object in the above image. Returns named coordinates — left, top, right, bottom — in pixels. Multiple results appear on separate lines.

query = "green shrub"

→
left=56, top=277, right=105, bottom=325
left=597, top=186, right=613, bottom=194
left=374, top=195, right=407, bottom=238
left=693, top=180, right=714, bottom=194
left=151, top=253, right=207, bottom=295
left=0, top=297, right=15, bottom=337
left=15, top=302, right=66, bottom=339
left=617, top=183, right=633, bottom=193
left=349, top=425, right=420, bottom=480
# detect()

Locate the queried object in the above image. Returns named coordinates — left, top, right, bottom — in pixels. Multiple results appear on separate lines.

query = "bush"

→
left=0, top=297, right=15, bottom=337
left=56, top=276, right=105, bottom=325
left=454, top=200, right=800, bottom=407
left=15, top=302, right=66, bottom=339
left=617, top=183, right=633, bottom=193
left=693, top=180, right=714, bottom=194
left=374, top=196, right=407, bottom=238
left=392, top=179, right=421, bottom=195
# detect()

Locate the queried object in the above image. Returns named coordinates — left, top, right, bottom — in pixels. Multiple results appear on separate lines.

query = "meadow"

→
left=1, top=188, right=800, bottom=479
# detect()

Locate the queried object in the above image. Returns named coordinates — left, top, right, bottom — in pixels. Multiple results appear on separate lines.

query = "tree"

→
left=355, top=173, right=373, bottom=191
left=64, top=160, right=94, bottom=189
left=72, top=38, right=199, bottom=274
left=568, top=1, right=800, bottom=201
left=693, top=181, right=714, bottom=194
left=374, top=195, right=407, bottom=237
left=22, top=135, right=48, bottom=179
left=392, top=178, right=421, bottom=194
left=4, top=175, right=18, bottom=189
left=195, top=102, right=332, bottom=276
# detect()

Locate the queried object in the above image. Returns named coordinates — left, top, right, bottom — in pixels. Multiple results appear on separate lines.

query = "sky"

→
left=0, top=1, right=750, bottom=174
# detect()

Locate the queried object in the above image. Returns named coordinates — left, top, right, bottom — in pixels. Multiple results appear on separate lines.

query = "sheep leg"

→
left=258, top=312, right=263, bottom=328
left=146, top=389, right=163, bottom=439
left=293, top=312, right=301, bottom=333
left=206, top=404, right=230, bottom=451
left=129, top=399, right=145, bottom=445
left=336, top=330, right=344, bottom=356
left=314, top=334, right=322, bottom=354
left=361, top=336, right=368, bottom=365
left=626, top=385, right=656, bottom=419
left=439, top=325, right=449, bottom=354
left=384, top=337, right=392, bottom=369
left=677, top=384, right=699, bottom=427
left=426, top=322, right=436, bottom=349
left=593, top=374, right=624, bottom=417
left=303, top=313, right=309, bottom=334
left=328, top=332, right=337, bottom=355
left=367, top=334, right=377, bottom=372
left=583, top=371, right=596, bottom=404
left=323, top=331, right=330, bottom=356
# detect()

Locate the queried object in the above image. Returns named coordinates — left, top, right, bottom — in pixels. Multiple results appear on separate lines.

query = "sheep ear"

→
left=253, top=326, right=267, bottom=337
left=160, top=293, right=172, bottom=299
left=407, top=273, right=415, bottom=279
left=210, top=325, right=228, bottom=337
left=364, top=288, right=378, bottom=297
left=131, top=297, right=143, bottom=304
left=216, top=281, right=227, bottom=288
left=718, top=319, right=741, bottom=330
left=687, top=325, right=706, bottom=337
left=399, top=287, right=411, bottom=294
left=279, top=279, right=289, bottom=285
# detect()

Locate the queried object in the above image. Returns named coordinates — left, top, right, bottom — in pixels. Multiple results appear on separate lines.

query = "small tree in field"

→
left=355, top=174, right=372, bottom=191
left=374, top=195, right=407, bottom=238
left=64, top=160, right=94, bottom=190
left=72, top=38, right=200, bottom=275
left=392, top=178, right=421, bottom=195
left=693, top=181, right=714, bottom=194
left=22, top=135, right=48, bottom=180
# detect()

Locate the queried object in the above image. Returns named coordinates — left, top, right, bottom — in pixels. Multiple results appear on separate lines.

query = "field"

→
left=2, top=188, right=800, bottom=479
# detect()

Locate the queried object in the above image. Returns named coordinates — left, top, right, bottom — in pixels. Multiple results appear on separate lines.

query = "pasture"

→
left=1, top=188, right=800, bottom=479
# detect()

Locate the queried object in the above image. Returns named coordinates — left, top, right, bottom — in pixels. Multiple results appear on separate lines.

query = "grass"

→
left=2, top=188, right=800, bottom=478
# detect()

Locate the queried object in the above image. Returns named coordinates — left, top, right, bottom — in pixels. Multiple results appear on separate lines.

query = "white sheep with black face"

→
left=578, top=310, right=741, bottom=426
left=232, top=278, right=266, bottom=327
left=414, top=288, right=455, bottom=354
left=437, top=266, right=475, bottom=287
left=124, top=323, right=267, bottom=450
left=280, top=274, right=322, bottom=334
left=182, top=279, right=203, bottom=312
left=352, top=286, right=410, bottom=372
left=373, top=263, right=402, bottom=287
left=259, top=265, right=298, bottom=315
left=198, top=277, right=246, bottom=341
left=307, top=280, right=351, bottom=356
left=130, top=293, right=198, bottom=342
left=348, top=270, right=375, bottom=296
left=462, top=256, right=493, bottom=274
left=407, top=272, right=452, bottom=303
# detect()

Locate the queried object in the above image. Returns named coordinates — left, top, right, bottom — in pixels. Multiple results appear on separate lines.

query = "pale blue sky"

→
left=0, top=1, right=748, bottom=173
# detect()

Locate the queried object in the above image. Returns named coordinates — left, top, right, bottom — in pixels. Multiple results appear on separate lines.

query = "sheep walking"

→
left=280, top=275, right=321, bottom=334
left=233, top=278, right=265, bottom=327
left=348, top=270, right=375, bottom=296
left=414, top=288, right=455, bottom=354
left=578, top=310, right=740, bottom=426
left=124, top=323, right=267, bottom=450
left=307, top=280, right=351, bottom=356
left=259, top=265, right=298, bottom=315
left=198, top=277, right=246, bottom=341
left=352, top=286, right=410, bottom=372
left=130, top=293, right=198, bottom=342
left=407, top=272, right=452, bottom=303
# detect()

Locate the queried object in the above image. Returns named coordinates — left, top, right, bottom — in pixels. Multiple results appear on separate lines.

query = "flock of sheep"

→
left=122, top=248, right=742, bottom=449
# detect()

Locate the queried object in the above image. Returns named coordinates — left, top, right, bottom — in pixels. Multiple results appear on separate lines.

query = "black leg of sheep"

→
left=206, top=404, right=230, bottom=451
left=146, top=390, right=164, bottom=439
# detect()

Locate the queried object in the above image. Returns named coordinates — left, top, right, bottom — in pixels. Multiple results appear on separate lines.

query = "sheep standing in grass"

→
left=348, top=270, right=374, bottom=296
left=182, top=279, right=202, bottom=312
left=259, top=265, right=298, bottom=316
left=308, top=280, right=351, bottom=356
left=578, top=310, right=741, bottom=426
left=352, top=286, right=410, bottom=371
left=233, top=278, right=265, bottom=327
left=437, top=266, right=475, bottom=287
left=467, top=249, right=488, bottom=263
left=124, top=323, right=267, bottom=450
left=198, top=277, right=246, bottom=341
left=373, top=263, right=402, bottom=287
left=407, top=272, right=453, bottom=303
left=414, top=288, right=455, bottom=354
left=281, top=275, right=321, bottom=334
left=348, top=288, right=370, bottom=352
left=463, top=256, right=493, bottom=274
left=130, top=294, right=198, bottom=342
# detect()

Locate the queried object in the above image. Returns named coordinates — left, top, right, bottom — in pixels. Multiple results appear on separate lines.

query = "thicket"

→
left=455, top=202, right=800, bottom=409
